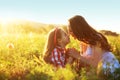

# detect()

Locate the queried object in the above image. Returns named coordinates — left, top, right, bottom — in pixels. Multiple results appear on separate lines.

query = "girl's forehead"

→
left=61, top=30, right=67, bottom=35
left=60, top=30, right=65, bottom=33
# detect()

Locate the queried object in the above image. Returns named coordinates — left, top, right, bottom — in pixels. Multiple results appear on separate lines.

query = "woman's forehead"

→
left=68, top=25, right=72, bottom=32
left=68, top=22, right=71, bottom=27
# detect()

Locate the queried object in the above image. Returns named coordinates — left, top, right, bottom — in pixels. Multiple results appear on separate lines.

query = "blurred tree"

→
left=100, top=30, right=119, bottom=36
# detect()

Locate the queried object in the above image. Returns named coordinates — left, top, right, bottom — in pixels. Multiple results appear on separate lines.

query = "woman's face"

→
left=67, top=23, right=77, bottom=39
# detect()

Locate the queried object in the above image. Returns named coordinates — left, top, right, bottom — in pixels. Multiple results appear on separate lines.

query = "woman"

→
left=67, top=15, right=120, bottom=77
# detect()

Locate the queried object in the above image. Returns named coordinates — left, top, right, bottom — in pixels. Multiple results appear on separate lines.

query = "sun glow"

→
left=1, top=17, right=15, bottom=25
left=0, top=17, right=16, bottom=32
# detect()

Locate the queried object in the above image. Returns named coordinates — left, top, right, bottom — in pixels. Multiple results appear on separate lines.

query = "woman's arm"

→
left=67, top=48, right=91, bottom=66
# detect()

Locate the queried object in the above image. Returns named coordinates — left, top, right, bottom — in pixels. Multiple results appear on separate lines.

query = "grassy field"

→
left=0, top=24, right=120, bottom=80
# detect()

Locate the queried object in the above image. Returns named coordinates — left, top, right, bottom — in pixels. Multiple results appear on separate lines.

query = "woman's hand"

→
left=66, top=48, right=91, bottom=67
left=66, top=48, right=80, bottom=59
left=66, top=57, right=74, bottom=64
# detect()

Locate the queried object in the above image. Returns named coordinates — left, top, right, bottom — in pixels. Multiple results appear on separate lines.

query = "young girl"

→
left=67, top=15, right=120, bottom=77
left=43, top=27, right=72, bottom=68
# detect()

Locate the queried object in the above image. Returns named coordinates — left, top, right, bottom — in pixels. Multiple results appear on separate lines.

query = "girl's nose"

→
left=67, top=35, right=70, bottom=41
left=67, top=33, right=70, bottom=37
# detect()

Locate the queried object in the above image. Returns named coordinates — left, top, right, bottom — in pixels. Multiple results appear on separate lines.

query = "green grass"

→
left=0, top=31, right=120, bottom=80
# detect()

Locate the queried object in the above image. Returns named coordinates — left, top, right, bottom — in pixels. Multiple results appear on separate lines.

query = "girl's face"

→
left=60, top=30, right=70, bottom=46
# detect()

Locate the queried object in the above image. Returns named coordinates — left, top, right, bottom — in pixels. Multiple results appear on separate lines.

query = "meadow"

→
left=0, top=22, right=120, bottom=80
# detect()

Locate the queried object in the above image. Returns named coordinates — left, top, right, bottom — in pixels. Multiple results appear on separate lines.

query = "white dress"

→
left=82, top=45, right=92, bottom=56
left=99, top=52, right=120, bottom=74
left=81, top=45, right=120, bottom=73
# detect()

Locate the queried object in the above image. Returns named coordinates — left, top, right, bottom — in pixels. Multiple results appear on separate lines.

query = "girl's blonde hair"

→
left=43, top=28, right=63, bottom=63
